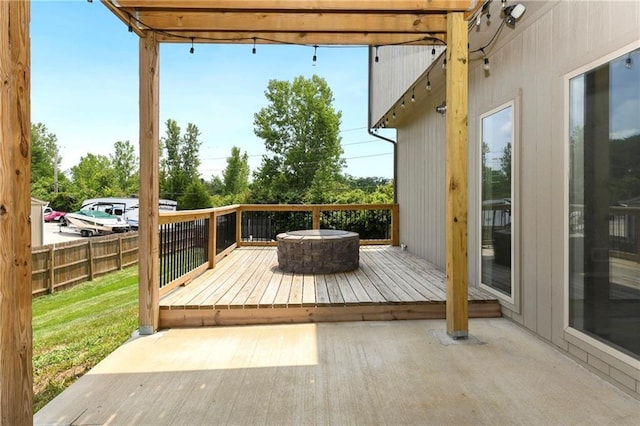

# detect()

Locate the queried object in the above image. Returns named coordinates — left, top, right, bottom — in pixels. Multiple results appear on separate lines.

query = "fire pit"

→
left=276, top=229, right=359, bottom=274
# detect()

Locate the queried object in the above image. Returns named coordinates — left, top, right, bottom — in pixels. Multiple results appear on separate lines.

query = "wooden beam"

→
left=114, top=0, right=476, bottom=12
left=138, top=11, right=447, bottom=33
left=0, top=0, right=33, bottom=423
left=138, top=31, right=160, bottom=335
left=155, top=31, right=445, bottom=45
left=445, top=12, right=468, bottom=339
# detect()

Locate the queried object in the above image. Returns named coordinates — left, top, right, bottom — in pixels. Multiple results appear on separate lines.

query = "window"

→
left=568, top=47, right=640, bottom=359
left=480, top=101, right=516, bottom=301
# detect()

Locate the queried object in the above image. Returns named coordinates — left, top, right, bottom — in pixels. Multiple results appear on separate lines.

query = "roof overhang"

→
left=101, top=0, right=479, bottom=45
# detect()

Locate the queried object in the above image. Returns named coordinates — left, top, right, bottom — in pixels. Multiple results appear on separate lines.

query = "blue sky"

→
left=31, top=1, right=394, bottom=180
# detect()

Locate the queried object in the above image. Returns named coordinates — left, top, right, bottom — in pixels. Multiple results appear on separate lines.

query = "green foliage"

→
left=49, top=193, right=78, bottom=212
left=178, top=179, right=212, bottom=210
left=251, top=75, right=344, bottom=204
left=31, top=123, right=59, bottom=186
left=110, top=140, right=139, bottom=195
left=160, top=119, right=203, bottom=201
left=32, top=267, right=138, bottom=412
left=70, top=153, right=118, bottom=201
left=223, top=146, right=250, bottom=196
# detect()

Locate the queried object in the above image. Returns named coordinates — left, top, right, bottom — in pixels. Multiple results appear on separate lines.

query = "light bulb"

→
left=626, top=56, right=633, bottom=69
left=483, top=57, right=490, bottom=71
left=401, top=98, right=405, bottom=108
left=442, top=58, right=447, bottom=70
left=426, top=79, right=431, bottom=91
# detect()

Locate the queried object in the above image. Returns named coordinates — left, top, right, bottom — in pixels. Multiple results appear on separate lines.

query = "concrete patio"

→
left=35, top=318, right=640, bottom=425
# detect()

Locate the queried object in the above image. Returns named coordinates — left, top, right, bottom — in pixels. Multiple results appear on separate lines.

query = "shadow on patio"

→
left=35, top=318, right=640, bottom=425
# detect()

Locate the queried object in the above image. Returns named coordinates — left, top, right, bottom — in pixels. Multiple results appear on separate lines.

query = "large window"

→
left=569, top=47, right=640, bottom=359
left=480, top=102, right=515, bottom=299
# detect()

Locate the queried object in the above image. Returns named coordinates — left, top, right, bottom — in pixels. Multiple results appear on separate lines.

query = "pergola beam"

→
left=0, top=0, right=33, bottom=422
left=114, top=0, right=475, bottom=12
left=137, top=11, right=447, bottom=34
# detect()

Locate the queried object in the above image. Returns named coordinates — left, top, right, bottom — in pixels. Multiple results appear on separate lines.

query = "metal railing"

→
left=157, top=203, right=399, bottom=294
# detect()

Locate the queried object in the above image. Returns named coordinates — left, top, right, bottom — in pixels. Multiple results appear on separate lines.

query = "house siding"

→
left=372, top=0, right=640, bottom=398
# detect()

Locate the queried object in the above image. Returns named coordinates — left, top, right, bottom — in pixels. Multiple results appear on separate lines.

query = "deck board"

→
left=160, top=246, right=501, bottom=327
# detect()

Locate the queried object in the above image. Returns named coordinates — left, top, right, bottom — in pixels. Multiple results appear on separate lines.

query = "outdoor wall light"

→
left=435, top=102, right=447, bottom=115
left=504, top=4, right=526, bottom=27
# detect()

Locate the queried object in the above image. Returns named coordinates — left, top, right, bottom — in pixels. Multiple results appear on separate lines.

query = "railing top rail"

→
left=159, top=205, right=240, bottom=224
left=239, top=203, right=397, bottom=212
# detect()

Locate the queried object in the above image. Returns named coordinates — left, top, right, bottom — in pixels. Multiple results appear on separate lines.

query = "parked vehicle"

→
left=79, top=197, right=178, bottom=230
left=61, top=210, right=131, bottom=237
left=43, top=206, right=66, bottom=222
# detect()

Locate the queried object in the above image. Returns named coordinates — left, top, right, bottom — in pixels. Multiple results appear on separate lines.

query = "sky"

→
left=30, top=0, right=395, bottom=180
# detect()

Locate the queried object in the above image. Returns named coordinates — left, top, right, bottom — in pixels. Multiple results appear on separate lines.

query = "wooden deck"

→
left=159, top=246, right=501, bottom=327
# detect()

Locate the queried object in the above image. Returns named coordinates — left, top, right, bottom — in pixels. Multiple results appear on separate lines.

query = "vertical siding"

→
left=378, top=0, right=640, bottom=397
left=397, top=87, right=446, bottom=268
left=370, top=45, right=444, bottom=124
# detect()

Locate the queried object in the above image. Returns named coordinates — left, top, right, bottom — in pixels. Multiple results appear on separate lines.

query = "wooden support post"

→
left=0, top=1, right=33, bottom=422
left=208, top=212, right=217, bottom=269
left=391, top=204, right=400, bottom=246
left=445, top=12, right=469, bottom=339
left=139, top=31, right=160, bottom=335
left=312, top=206, right=321, bottom=230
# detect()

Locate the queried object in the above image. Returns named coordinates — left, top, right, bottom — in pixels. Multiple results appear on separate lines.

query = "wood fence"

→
left=31, top=232, right=139, bottom=297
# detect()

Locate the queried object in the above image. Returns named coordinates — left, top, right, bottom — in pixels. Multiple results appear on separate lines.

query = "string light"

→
left=625, top=54, right=633, bottom=69
left=483, top=57, right=490, bottom=70
left=442, top=58, right=447, bottom=70
left=312, top=45, right=318, bottom=63
left=426, top=74, right=431, bottom=91
left=392, top=109, right=396, bottom=119
left=252, top=37, right=257, bottom=54
left=431, top=47, right=436, bottom=58
left=190, top=37, right=195, bottom=54
left=476, top=15, right=482, bottom=27
left=128, top=14, right=133, bottom=32
left=411, top=87, right=415, bottom=102
left=374, top=46, right=379, bottom=63
left=401, top=97, right=406, bottom=108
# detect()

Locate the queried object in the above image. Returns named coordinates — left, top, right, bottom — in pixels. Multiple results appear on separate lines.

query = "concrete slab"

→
left=35, top=318, right=640, bottom=425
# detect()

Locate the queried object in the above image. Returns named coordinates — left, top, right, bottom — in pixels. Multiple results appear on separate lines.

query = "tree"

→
left=178, top=179, right=212, bottom=210
left=251, top=75, right=344, bottom=203
left=70, top=154, right=116, bottom=201
left=222, top=146, right=250, bottom=196
left=160, top=119, right=203, bottom=201
left=110, top=140, right=138, bottom=195
left=31, top=123, right=69, bottom=200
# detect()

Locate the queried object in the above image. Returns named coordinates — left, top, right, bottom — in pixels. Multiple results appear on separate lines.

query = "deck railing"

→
left=158, top=203, right=399, bottom=294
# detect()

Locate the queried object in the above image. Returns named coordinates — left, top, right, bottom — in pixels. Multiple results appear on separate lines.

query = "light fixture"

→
left=128, top=14, right=133, bottom=32
left=625, top=54, right=633, bottom=69
left=483, top=57, right=490, bottom=71
left=374, top=46, right=379, bottom=63
left=190, top=38, right=195, bottom=54
left=252, top=37, right=257, bottom=54
left=431, top=47, right=436, bottom=58
left=475, top=15, right=482, bottom=27
left=442, top=58, right=447, bottom=70
left=392, top=109, right=396, bottom=119
left=504, top=4, right=526, bottom=27
left=426, top=74, right=431, bottom=91
left=411, top=87, right=416, bottom=102
left=312, top=45, right=318, bottom=63
left=401, top=97, right=406, bottom=108
left=435, top=101, right=447, bottom=115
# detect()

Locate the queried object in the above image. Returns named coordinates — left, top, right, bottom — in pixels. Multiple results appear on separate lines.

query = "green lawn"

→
left=32, top=267, right=138, bottom=412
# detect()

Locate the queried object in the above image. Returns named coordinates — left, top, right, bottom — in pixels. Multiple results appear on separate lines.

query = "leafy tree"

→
left=70, top=154, right=117, bottom=200
left=251, top=75, right=344, bottom=203
left=110, top=140, right=138, bottom=195
left=223, top=146, right=250, bottom=196
left=160, top=119, right=203, bottom=201
left=31, top=123, right=69, bottom=200
left=178, top=179, right=212, bottom=210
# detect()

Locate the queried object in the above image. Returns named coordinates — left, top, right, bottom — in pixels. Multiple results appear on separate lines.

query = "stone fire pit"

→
left=276, top=229, right=359, bottom=274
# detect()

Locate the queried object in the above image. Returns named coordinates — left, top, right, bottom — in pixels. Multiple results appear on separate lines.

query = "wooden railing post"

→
left=391, top=204, right=400, bottom=246
left=312, top=206, right=321, bottom=230
left=236, top=207, right=243, bottom=247
left=87, top=240, right=94, bottom=281
left=209, top=211, right=217, bottom=269
left=118, top=235, right=123, bottom=270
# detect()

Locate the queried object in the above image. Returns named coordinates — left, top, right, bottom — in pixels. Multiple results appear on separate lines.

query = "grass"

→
left=32, top=266, right=139, bottom=413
